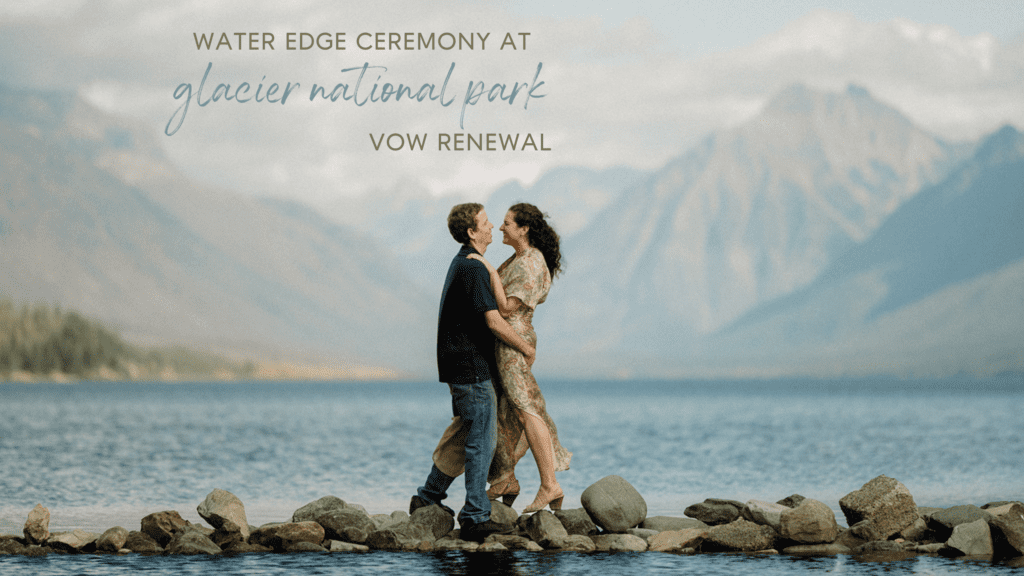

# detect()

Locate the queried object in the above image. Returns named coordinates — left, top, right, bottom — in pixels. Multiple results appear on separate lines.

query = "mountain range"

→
left=1, top=81, right=1020, bottom=379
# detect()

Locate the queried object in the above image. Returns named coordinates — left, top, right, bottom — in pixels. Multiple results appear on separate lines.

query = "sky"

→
left=1, top=0, right=1022, bottom=207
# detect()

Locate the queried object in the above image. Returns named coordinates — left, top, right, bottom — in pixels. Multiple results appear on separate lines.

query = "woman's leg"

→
left=523, top=411, right=563, bottom=511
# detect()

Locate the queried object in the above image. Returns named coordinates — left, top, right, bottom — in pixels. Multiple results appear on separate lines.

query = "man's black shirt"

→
left=436, top=244, right=499, bottom=384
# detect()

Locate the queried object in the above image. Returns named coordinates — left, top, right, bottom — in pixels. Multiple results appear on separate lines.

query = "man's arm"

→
left=485, top=310, right=536, bottom=367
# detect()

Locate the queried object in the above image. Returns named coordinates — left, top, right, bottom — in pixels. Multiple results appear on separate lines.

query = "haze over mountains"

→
left=1, top=81, right=1020, bottom=379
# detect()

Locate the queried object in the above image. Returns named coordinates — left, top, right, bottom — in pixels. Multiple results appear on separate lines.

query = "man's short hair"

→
left=447, top=203, right=484, bottom=245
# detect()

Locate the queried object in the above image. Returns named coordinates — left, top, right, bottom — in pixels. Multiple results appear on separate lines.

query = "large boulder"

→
left=165, top=527, right=222, bottom=555
left=744, top=500, right=791, bottom=531
left=318, top=509, right=378, bottom=544
left=410, top=505, right=455, bottom=541
left=141, top=511, right=190, bottom=547
left=47, top=530, right=100, bottom=553
left=292, top=496, right=348, bottom=523
left=366, top=521, right=434, bottom=551
left=124, top=531, right=163, bottom=553
left=523, top=510, right=569, bottom=549
left=989, top=503, right=1024, bottom=559
left=703, top=519, right=777, bottom=552
left=249, top=522, right=324, bottom=551
left=779, top=499, right=840, bottom=544
left=943, top=518, right=993, bottom=557
left=839, top=475, right=918, bottom=539
left=928, top=505, right=993, bottom=540
left=581, top=475, right=647, bottom=533
left=23, top=504, right=50, bottom=545
left=555, top=508, right=598, bottom=536
left=647, top=528, right=707, bottom=553
left=685, top=499, right=745, bottom=526
left=197, top=489, right=250, bottom=542
left=96, top=527, right=129, bottom=553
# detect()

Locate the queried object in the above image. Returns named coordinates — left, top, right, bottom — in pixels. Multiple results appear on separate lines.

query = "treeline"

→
left=1, top=298, right=254, bottom=380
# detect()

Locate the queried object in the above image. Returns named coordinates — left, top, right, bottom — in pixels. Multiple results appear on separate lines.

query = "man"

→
left=410, top=202, right=537, bottom=543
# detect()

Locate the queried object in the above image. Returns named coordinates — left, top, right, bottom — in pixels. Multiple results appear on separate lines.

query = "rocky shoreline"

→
left=3, top=475, right=1023, bottom=564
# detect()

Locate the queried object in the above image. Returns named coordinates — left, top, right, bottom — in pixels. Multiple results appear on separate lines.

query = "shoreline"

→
left=4, top=476, right=1023, bottom=562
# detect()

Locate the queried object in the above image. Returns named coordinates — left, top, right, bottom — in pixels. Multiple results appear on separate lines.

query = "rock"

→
left=209, top=528, right=244, bottom=549
left=318, top=509, right=377, bottom=544
left=222, top=541, right=273, bottom=554
left=849, top=520, right=882, bottom=542
left=989, top=502, right=1024, bottom=558
left=779, top=499, right=840, bottom=544
left=853, top=540, right=904, bottom=553
left=703, top=519, right=777, bottom=552
left=628, top=528, right=659, bottom=540
left=641, top=516, right=708, bottom=532
left=553, top=534, right=597, bottom=552
left=478, top=541, right=506, bottom=552
left=410, top=504, right=456, bottom=540
left=165, top=527, right=222, bottom=555
left=370, top=514, right=391, bottom=528
left=327, top=540, right=371, bottom=552
left=943, top=519, right=993, bottom=557
left=581, top=475, right=647, bottom=533
left=141, top=511, right=190, bottom=547
left=0, top=538, right=26, bottom=555
left=914, top=542, right=946, bottom=554
left=777, top=495, right=806, bottom=508
left=928, top=505, right=993, bottom=540
left=899, top=517, right=932, bottom=542
left=524, top=510, right=570, bottom=548
left=17, top=545, right=49, bottom=556
left=433, top=537, right=479, bottom=551
left=684, top=499, right=744, bottom=526
left=292, top=496, right=348, bottom=523
left=489, top=501, right=519, bottom=527
left=744, top=500, right=790, bottom=531
left=47, top=530, right=100, bottom=552
left=197, top=489, right=250, bottom=542
left=839, top=475, right=918, bottom=539
left=96, top=527, right=129, bottom=553
left=834, top=528, right=870, bottom=550
left=285, top=541, right=328, bottom=553
left=983, top=501, right=1023, bottom=509
left=647, top=528, right=707, bottom=553
left=782, top=543, right=851, bottom=555
left=555, top=508, right=598, bottom=536
left=484, top=534, right=541, bottom=551
left=590, top=533, right=648, bottom=552
left=23, top=504, right=50, bottom=544
left=365, top=521, right=433, bottom=551
left=249, top=522, right=325, bottom=551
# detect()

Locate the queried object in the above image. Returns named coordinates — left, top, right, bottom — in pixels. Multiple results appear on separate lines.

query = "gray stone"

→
left=849, top=520, right=882, bottom=542
left=366, top=521, right=433, bottom=550
left=839, top=475, right=918, bottom=539
left=779, top=499, right=840, bottom=544
left=555, top=508, right=598, bottom=536
left=16, top=545, right=49, bottom=556
left=914, top=543, right=946, bottom=554
left=140, top=511, right=189, bottom=547
left=524, top=510, right=570, bottom=549
left=124, top=531, right=162, bottom=553
left=318, top=509, right=377, bottom=544
left=928, top=505, right=993, bottom=540
left=703, top=519, right=776, bottom=552
left=590, top=533, right=648, bottom=552
left=284, top=540, right=328, bottom=553
left=647, top=528, right=707, bottom=553
left=854, top=540, right=904, bottom=553
left=48, top=530, right=100, bottom=552
left=410, top=504, right=455, bottom=540
left=222, top=541, right=273, bottom=554
left=581, top=475, right=647, bottom=533
left=983, top=501, right=1023, bottom=510
left=553, top=534, right=597, bottom=552
left=165, top=527, right=222, bottom=555
left=0, top=538, right=26, bottom=555
left=782, top=543, right=851, bottom=555
left=641, top=516, right=708, bottom=532
left=484, top=534, right=540, bottom=551
left=477, top=541, right=506, bottom=552
left=744, top=500, right=790, bottom=531
left=97, top=527, right=129, bottom=553
left=777, top=495, right=806, bottom=508
left=23, top=504, right=50, bottom=544
left=197, top=489, right=250, bottom=542
left=292, top=496, right=348, bottom=523
left=628, top=528, right=659, bottom=540
left=249, top=521, right=324, bottom=551
left=943, top=518, right=993, bottom=557
left=685, top=499, right=744, bottom=526
left=989, top=502, right=1024, bottom=558
left=490, top=501, right=519, bottom=527
left=834, top=528, right=869, bottom=550
left=899, top=517, right=932, bottom=542
left=433, top=537, right=479, bottom=551
left=326, top=540, right=371, bottom=552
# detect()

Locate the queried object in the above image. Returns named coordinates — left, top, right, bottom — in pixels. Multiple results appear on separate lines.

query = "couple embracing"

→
left=409, top=202, right=572, bottom=542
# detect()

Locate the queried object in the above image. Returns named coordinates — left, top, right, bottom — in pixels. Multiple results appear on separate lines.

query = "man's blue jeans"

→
left=417, top=378, right=497, bottom=525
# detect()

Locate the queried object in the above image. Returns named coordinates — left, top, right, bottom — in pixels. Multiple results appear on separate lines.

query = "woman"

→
left=468, top=202, right=572, bottom=513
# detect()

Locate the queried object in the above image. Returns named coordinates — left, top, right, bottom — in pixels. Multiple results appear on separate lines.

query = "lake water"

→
left=1, top=377, right=1022, bottom=574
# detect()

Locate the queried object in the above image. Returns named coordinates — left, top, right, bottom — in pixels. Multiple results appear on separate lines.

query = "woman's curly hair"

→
left=510, top=202, right=563, bottom=279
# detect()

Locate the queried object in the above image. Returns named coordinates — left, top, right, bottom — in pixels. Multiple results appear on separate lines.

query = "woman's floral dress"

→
left=488, top=246, right=572, bottom=483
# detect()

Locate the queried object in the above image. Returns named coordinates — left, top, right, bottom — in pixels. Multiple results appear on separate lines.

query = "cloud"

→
left=2, top=2, right=1022, bottom=205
